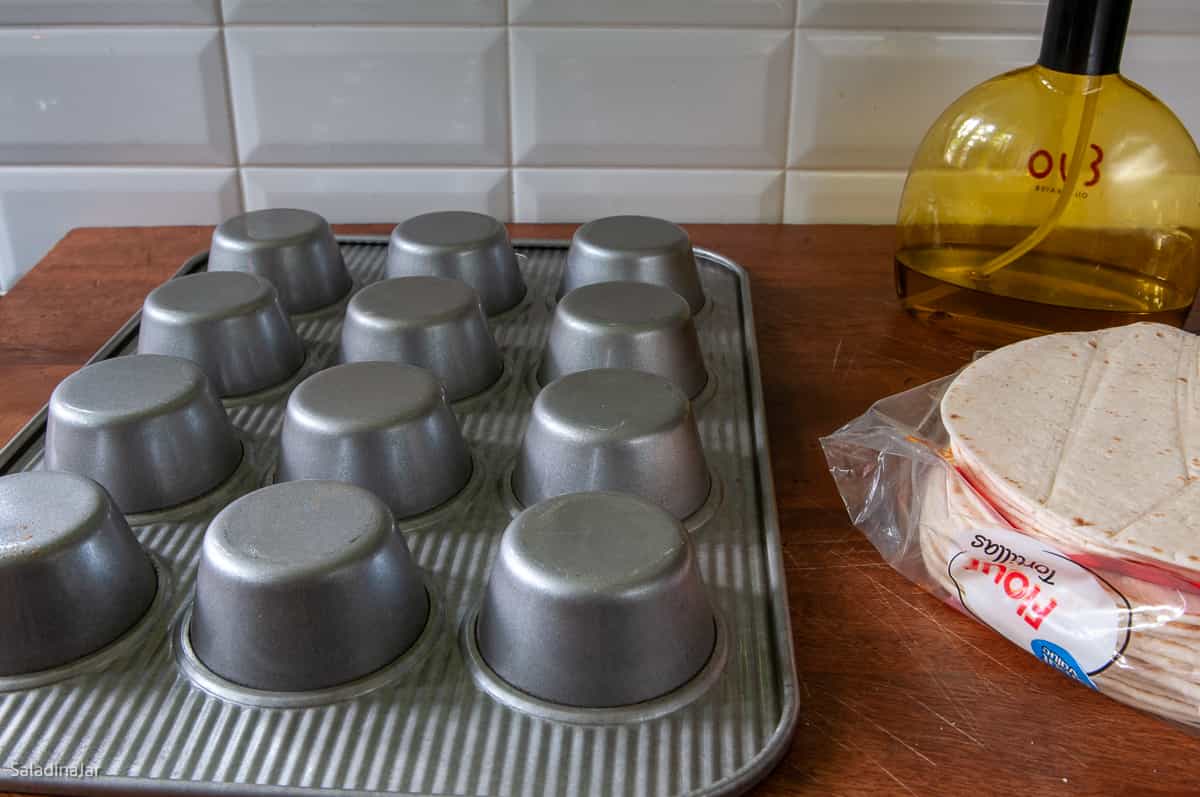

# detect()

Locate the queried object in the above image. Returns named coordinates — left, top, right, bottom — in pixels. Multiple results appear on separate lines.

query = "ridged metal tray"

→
left=0, top=238, right=798, bottom=797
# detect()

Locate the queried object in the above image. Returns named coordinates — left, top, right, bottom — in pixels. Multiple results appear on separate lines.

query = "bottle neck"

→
left=1037, top=0, right=1131, bottom=76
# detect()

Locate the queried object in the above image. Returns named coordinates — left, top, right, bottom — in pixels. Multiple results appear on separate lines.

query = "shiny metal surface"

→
left=277, top=361, right=472, bottom=518
left=208, top=208, right=351, bottom=314
left=0, top=471, right=157, bottom=675
left=514, top=368, right=711, bottom=519
left=138, top=271, right=305, bottom=397
left=539, top=280, right=708, bottom=397
left=45, top=355, right=242, bottom=513
left=190, top=480, right=428, bottom=692
left=0, top=238, right=798, bottom=797
left=477, top=491, right=716, bottom=708
left=340, top=276, right=502, bottom=401
left=560, top=216, right=705, bottom=313
left=386, top=211, right=525, bottom=315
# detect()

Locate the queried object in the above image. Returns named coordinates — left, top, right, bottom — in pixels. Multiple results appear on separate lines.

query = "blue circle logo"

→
left=1031, top=640, right=1097, bottom=689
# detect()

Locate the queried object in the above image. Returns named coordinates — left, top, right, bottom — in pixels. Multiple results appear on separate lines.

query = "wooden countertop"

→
left=2, top=223, right=1198, bottom=796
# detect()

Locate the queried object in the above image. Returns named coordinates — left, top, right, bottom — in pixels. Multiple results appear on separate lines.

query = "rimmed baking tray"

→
left=0, top=237, right=798, bottom=797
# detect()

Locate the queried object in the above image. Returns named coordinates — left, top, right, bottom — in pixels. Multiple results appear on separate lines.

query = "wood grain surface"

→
left=2, top=223, right=1198, bottom=796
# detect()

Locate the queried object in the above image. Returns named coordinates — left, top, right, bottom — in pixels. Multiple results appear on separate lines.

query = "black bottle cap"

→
left=1038, top=0, right=1132, bottom=76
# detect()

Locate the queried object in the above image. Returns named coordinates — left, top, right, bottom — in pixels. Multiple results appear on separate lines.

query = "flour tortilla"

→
left=1102, top=673, right=1200, bottom=726
left=925, top=467, right=1200, bottom=626
left=943, top=464, right=1200, bottom=620
left=941, top=323, right=1200, bottom=573
left=917, top=466, right=1200, bottom=725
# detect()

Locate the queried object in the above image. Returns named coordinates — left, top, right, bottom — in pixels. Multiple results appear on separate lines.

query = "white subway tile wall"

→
left=0, top=0, right=1196, bottom=291
left=513, top=169, right=785, bottom=222
left=240, top=168, right=511, bottom=222
left=0, top=169, right=240, bottom=290
left=788, top=32, right=1038, bottom=169
left=0, top=28, right=233, bottom=165
left=510, top=28, right=792, bottom=167
left=794, top=0, right=1200, bottom=33
left=221, top=0, right=505, bottom=25
left=0, top=1, right=218, bottom=25
left=782, top=171, right=904, bottom=224
left=510, top=0, right=797, bottom=28
left=224, top=27, right=509, bottom=165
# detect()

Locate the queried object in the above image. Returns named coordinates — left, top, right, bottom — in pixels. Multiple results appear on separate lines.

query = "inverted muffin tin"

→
left=0, top=228, right=797, bottom=797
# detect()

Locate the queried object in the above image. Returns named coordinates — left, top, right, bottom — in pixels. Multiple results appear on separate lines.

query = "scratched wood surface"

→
left=2, top=223, right=1199, bottom=796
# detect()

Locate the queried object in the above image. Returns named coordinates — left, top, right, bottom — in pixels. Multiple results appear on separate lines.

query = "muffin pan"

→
left=0, top=219, right=797, bottom=797
left=186, top=480, right=430, bottom=695
left=277, top=361, right=474, bottom=519
left=138, top=270, right=305, bottom=397
left=561, top=215, right=706, bottom=314
left=537, top=280, right=709, bottom=399
left=209, top=208, right=351, bottom=314
left=0, top=471, right=160, bottom=678
left=45, top=354, right=244, bottom=514
left=510, top=368, right=713, bottom=522
left=472, top=491, right=722, bottom=711
left=387, top=210, right=526, bottom=315
left=340, top=276, right=504, bottom=401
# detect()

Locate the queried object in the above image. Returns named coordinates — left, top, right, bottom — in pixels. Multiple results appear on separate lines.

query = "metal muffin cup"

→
left=474, top=491, right=718, bottom=709
left=559, top=216, right=705, bottom=314
left=46, top=355, right=243, bottom=514
left=538, top=280, right=708, bottom=398
left=138, top=271, right=305, bottom=397
left=513, top=368, right=711, bottom=520
left=277, top=362, right=473, bottom=519
left=208, top=208, right=352, bottom=315
left=386, top=211, right=526, bottom=316
left=0, top=471, right=159, bottom=677
left=188, top=480, right=430, bottom=693
left=339, top=276, right=503, bottom=402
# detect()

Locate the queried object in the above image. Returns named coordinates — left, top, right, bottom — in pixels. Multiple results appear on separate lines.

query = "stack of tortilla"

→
left=920, top=322, right=1200, bottom=726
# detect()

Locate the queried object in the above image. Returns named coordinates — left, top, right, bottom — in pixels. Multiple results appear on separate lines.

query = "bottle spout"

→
left=1037, top=0, right=1132, bottom=77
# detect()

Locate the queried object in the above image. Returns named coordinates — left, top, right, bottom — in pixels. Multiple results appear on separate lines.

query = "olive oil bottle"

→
left=895, top=0, right=1200, bottom=343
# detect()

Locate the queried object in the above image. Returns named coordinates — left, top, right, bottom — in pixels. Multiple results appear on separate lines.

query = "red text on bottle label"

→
left=1027, top=144, right=1104, bottom=187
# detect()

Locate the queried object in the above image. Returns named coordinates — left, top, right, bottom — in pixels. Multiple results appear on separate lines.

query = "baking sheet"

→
left=0, top=237, right=798, bottom=797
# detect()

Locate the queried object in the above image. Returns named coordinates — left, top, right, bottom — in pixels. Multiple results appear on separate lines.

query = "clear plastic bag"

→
left=821, top=371, right=1200, bottom=728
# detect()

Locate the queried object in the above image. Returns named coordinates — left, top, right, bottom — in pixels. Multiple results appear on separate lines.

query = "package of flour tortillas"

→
left=821, top=322, right=1200, bottom=727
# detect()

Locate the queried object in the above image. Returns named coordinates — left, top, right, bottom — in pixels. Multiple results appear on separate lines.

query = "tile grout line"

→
left=779, top=29, right=798, bottom=224
left=212, top=1, right=247, bottom=214
left=0, top=165, right=906, bottom=174
left=504, top=10, right=517, bottom=222
left=0, top=22, right=1072, bottom=33
left=0, top=21, right=1187, bottom=35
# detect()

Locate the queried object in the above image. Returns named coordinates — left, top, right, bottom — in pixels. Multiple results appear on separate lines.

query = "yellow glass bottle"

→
left=895, top=0, right=1200, bottom=343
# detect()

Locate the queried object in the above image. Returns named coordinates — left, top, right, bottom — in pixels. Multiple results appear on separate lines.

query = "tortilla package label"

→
left=945, top=526, right=1132, bottom=688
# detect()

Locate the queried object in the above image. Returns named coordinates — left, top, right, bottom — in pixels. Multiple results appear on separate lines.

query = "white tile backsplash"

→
left=0, top=0, right=217, bottom=25
left=795, top=0, right=1045, bottom=30
left=1122, top=37, right=1200, bottom=151
left=510, top=0, right=795, bottom=28
left=795, top=1, right=1200, bottom=33
left=511, top=28, right=792, bottom=167
left=0, top=28, right=233, bottom=165
left=0, top=168, right=238, bottom=291
left=242, top=168, right=511, bottom=222
left=790, top=31, right=1038, bottom=169
left=1126, top=2, right=1200, bottom=33
left=783, top=170, right=905, bottom=223
left=2, top=1, right=1199, bottom=291
left=222, top=0, right=503, bottom=25
left=514, top=169, right=784, bottom=222
left=224, top=27, right=508, bottom=166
